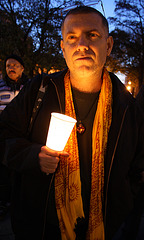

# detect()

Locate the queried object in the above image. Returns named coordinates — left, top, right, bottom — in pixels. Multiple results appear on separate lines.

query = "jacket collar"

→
left=4, top=73, right=29, bottom=90
left=43, top=68, right=68, bottom=114
left=43, top=69, right=134, bottom=115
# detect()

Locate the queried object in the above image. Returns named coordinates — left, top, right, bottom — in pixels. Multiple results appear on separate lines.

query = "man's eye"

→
left=68, top=35, right=76, bottom=40
left=88, top=33, right=97, bottom=38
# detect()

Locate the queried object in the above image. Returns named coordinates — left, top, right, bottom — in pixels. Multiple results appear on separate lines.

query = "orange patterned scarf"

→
left=55, top=67, right=112, bottom=240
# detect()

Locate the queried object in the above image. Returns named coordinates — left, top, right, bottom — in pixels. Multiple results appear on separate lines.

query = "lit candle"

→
left=46, top=112, right=77, bottom=151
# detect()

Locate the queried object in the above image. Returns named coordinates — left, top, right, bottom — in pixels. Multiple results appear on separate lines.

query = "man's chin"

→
left=74, top=65, right=93, bottom=76
left=8, top=75, right=18, bottom=81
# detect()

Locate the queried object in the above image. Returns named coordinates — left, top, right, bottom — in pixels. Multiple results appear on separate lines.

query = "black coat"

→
left=0, top=70, right=144, bottom=240
left=0, top=73, right=29, bottom=112
left=4, top=73, right=29, bottom=90
left=136, top=85, right=144, bottom=111
left=0, top=72, right=30, bottom=204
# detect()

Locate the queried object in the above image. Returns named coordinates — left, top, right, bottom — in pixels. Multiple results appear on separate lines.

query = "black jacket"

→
left=4, top=73, right=29, bottom=91
left=0, top=70, right=144, bottom=240
left=0, top=72, right=30, bottom=204
left=0, top=73, right=29, bottom=112
left=136, top=85, right=144, bottom=111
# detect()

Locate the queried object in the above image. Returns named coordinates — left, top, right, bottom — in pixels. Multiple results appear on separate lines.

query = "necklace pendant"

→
left=77, top=122, right=86, bottom=134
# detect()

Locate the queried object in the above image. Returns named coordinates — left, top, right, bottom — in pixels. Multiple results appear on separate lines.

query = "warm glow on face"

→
left=46, top=113, right=77, bottom=151
left=6, top=59, right=24, bottom=81
left=61, top=13, right=113, bottom=78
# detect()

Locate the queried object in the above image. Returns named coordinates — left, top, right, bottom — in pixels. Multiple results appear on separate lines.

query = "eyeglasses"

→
left=6, top=64, right=22, bottom=69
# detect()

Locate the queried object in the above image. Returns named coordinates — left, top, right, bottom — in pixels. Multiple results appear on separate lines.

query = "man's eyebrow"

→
left=87, top=28, right=101, bottom=34
left=66, top=29, right=100, bottom=34
left=89, top=28, right=99, bottom=31
left=66, top=31, right=76, bottom=35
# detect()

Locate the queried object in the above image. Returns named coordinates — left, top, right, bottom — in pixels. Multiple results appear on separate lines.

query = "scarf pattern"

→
left=55, top=68, right=112, bottom=240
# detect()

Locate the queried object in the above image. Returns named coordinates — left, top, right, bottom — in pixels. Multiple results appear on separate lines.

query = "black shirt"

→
left=72, top=87, right=100, bottom=219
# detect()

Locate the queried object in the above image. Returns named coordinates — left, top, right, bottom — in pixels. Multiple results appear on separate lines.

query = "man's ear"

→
left=60, top=40, right=65, bottom=58
left=107, top=36, right=113, bottom=56
left=21, top=66, right=24, bottom=73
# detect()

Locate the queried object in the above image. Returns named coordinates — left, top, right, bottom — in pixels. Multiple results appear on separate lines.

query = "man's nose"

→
left=77, top=35, right=89, bottom=51
left=8, top=66, right=14, bottom=70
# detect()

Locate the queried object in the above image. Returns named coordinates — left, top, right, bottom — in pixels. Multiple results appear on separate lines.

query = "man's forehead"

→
left=63, top=13, right=104, bottom=35
left=64, top=13, right=103, bottom=29
left=6, top=59, right=21, bottom=65
left=65, top=13, right=102, bottom=23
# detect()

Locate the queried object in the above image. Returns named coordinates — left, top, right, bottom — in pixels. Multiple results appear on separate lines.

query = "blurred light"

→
left=126, top=85, right=131, bottom=91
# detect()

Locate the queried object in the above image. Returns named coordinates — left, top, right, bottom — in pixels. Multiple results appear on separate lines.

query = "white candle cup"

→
left=46, top=112, right=77, bottom=151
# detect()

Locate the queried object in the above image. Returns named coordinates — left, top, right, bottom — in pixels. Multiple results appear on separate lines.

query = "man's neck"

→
left=70, top=71, right=103, bottom=93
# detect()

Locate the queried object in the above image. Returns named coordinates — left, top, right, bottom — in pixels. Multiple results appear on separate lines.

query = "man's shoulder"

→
left=42, top=68, right=67, bottom=86
left=136, top=85, right=144, bottom=111
left=109, top=72, right=125, bottom=88
left=109, top=72, right=134, bottom=101
left=0, top=78, right=10, bottom=91
left=0, top=78, right=5, bottom=87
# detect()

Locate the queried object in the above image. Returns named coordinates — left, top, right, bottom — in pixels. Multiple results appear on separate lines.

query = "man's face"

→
left=61, top=13, right=113, bottom=78
left=6, top=58, right=24, bottom=81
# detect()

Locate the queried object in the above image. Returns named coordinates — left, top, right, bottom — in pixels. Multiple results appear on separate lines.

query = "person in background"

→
left=0, top=6, right=144, bottom=240
left=0, top=54, right=29, bottom=239
left=0, top=54, right=29, bottom=113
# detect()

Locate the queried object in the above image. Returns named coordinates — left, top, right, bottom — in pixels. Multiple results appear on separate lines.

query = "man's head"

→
left=61, top=6, right=113, bottom=79
left=61, top=6, right=109, bottom=37
left=5, top=54, right=24, bottom=82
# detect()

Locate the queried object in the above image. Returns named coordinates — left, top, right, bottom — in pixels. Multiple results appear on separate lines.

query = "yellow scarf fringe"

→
left=55, top=68, right=112, bottom=240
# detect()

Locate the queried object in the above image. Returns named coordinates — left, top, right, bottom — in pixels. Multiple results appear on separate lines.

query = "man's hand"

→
left=39, top=146, right=69, bottom=175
